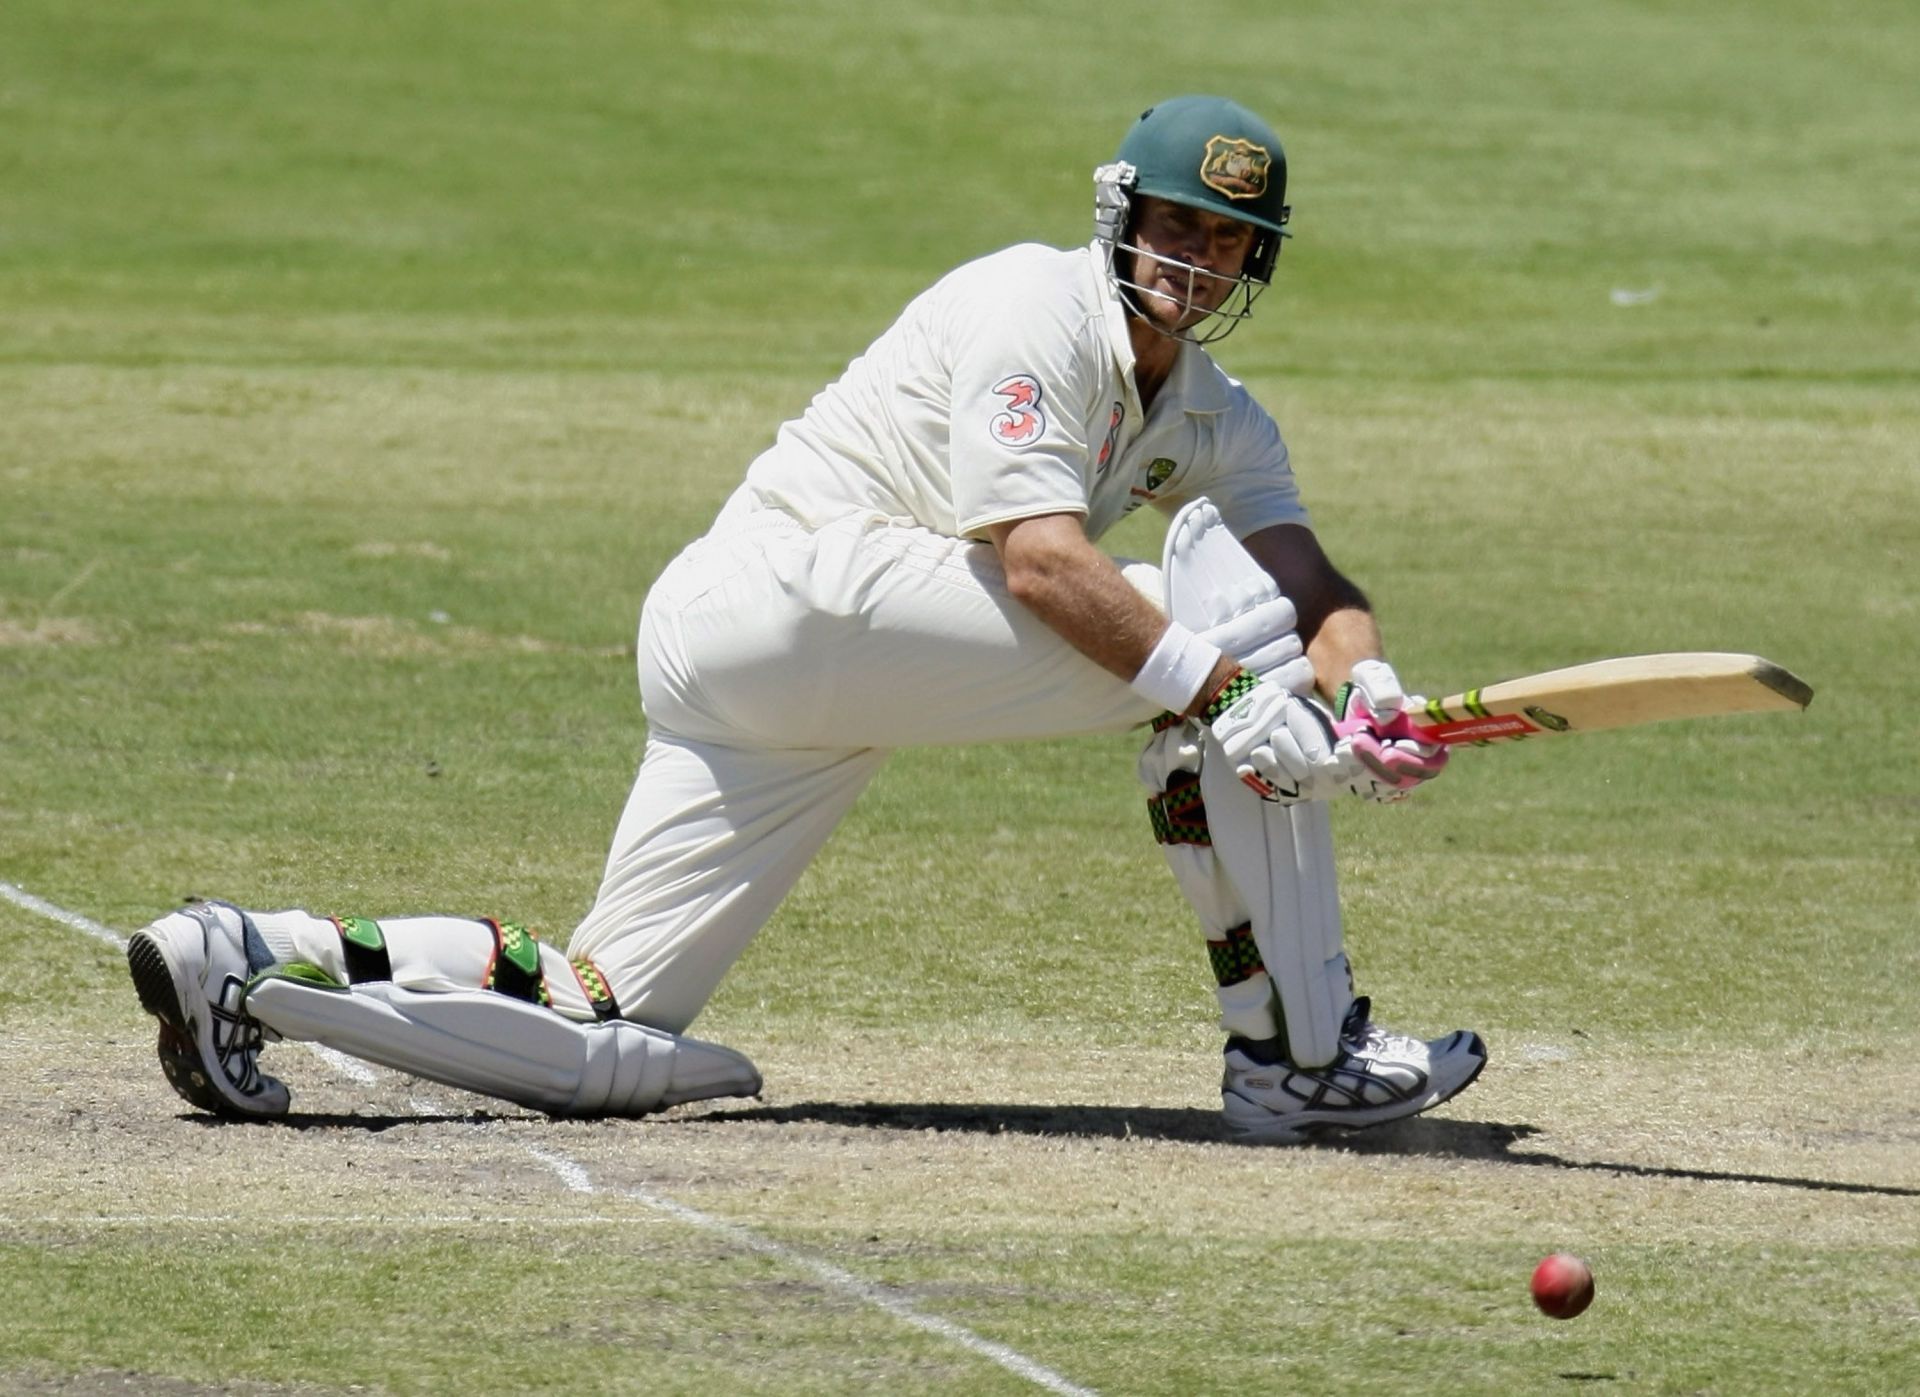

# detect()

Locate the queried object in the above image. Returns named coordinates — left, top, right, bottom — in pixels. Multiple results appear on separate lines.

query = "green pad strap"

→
left=1206, top=922, right=1265, bottom=987
left=252, top=961, right=342, bottom=991
left=571, top=958, right=621, bottom=1022
left=1147, top=770, right=1210, bottom=846
left=485, top=919, right=551, bottom=1007
left=331, top=916, right=393, bottom=984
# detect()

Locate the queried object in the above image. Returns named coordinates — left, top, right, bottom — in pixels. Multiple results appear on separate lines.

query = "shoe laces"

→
left=1351, top=1022, right=1424, bottom=1057
left=1341, top=996, right=1424, bottom=1058
left=209, top=977, right=269, bottom=1095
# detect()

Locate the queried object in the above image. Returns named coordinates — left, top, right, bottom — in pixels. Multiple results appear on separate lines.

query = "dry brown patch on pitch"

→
left=219, top=612, right=624, bottom=659
left=348, top=541, right=453, bottom=563
left=0, top=617, right=104, bottom=647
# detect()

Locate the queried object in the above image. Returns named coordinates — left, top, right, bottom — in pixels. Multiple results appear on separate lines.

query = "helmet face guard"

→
left=1095, top=162, right=1278, bottom=344
left=1093, top=96, right=1291, bottom=345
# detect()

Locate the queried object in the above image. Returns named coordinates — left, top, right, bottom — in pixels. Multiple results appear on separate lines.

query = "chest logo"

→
left=1201, top=136, right=1271, bottom=201
left=1094, top=401, right=1124, bottom=473
left=989, top=374, right=1047, bottom=448
left=1130, top=456, right=1180, bottom=499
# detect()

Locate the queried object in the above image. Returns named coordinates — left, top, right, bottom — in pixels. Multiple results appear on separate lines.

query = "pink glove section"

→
left=1333, top=688, right=1451, bottom=792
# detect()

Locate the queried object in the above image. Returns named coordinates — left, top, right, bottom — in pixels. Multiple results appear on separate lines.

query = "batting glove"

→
left=1198, top=594, right=1316, bottom=696
left=1333, top=659, right=1449, bottom=802
left=1204, top=669, right=1353, bottom=803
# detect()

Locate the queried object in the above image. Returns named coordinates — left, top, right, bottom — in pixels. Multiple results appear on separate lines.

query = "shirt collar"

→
left=1087, top=241, right=1139, bottom=390
left=1161, top=340, right=1230, bottom=415
left=1084, top=242, right=1231, bottom=418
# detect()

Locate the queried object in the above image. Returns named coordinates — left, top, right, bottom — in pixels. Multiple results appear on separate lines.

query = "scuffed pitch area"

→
left=3, top=959, right=1918, bottom=1394
left=10, top=1018, right=1917, bottom=1252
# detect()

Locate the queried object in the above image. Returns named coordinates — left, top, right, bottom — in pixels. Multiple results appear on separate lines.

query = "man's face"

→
left=1124, top=195, right=1258, bottom=330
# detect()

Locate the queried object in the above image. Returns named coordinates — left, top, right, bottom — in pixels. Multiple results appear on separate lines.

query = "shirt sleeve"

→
left=945, top=254, right=1106, bottom=538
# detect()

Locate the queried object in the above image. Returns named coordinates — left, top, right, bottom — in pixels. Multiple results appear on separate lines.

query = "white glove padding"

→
left=1334, top=659, right=1449, bottom=803
left=1345, top=761, right=1427, bottom=804
left=1347, top=659, right=1407, bottom=717
left=1198, top=595, right=1315, bottom=697
left=1206, top=673, right=1354, bottom=804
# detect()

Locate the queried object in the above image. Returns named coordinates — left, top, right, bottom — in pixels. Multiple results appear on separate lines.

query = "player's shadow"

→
left=703, top=1101, right=1920, bottom=1199
left=189, top=1109, right=512, bottom=1133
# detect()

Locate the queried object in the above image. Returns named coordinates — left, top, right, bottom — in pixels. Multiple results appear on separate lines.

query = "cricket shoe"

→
left=1221, top=997, right=1485, bottom=1144
left=126, top=901, right=290, bottom=1119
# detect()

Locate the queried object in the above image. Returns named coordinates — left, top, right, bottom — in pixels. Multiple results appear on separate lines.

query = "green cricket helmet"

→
left=1094, top=95, right=1292, bottom=343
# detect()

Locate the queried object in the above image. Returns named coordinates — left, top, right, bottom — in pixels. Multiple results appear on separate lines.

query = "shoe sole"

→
left=1226, top=1034, right=1490, bottom=1144
left=128, top=929, right=229, bottom=1115
left=127, top=926, right=275, bottom=1118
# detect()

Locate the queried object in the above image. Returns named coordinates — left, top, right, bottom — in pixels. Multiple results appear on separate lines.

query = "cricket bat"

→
left=1404, top=652, right=1813, bottom=746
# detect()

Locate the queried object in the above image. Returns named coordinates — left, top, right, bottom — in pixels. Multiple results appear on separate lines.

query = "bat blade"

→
left=1410, top=652, right=1814, bottom=746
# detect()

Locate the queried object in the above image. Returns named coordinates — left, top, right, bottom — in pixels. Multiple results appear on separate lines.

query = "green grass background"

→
left=2, top=1, right=1916, bottom=1393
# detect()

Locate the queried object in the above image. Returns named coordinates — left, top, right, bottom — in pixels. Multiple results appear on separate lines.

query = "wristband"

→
left=1130, top=622, right=1224, bottom=714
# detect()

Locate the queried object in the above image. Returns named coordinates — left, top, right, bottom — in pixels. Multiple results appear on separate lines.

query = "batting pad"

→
left=1162, top=497, right=1352, bottom=1066
left=1197, top=761, right=1350, bottom=1066
left=245, top=974, right=761, bottom=1115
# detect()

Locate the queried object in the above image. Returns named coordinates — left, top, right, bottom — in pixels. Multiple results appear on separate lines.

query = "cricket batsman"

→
left=127, top=96, right=1486, bottom=1143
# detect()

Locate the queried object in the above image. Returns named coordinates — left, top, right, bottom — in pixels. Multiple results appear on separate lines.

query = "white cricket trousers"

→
left=566, top=490, right=1163, bottom=1032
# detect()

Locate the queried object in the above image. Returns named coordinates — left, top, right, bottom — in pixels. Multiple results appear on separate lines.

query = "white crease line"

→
left=0, top=882, right=125, bottom=948
left=0, top=883, right=381, bottom=1085
left=306, top=1042, right=380, bottom=1084
left=17, top=881, right=1100, bottom=1397
left=524, top=1146, right=1100, bottom=1397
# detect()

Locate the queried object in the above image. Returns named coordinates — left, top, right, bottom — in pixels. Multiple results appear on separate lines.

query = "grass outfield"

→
left=2, top=1, right=1916, bottom=1393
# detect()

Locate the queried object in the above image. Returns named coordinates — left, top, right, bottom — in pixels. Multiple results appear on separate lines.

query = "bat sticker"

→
left=1524, top=705, right=1572, bottom=732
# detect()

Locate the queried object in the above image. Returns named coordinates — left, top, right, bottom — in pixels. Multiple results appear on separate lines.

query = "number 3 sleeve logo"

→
left=988, top=373, right=1047, bottom=448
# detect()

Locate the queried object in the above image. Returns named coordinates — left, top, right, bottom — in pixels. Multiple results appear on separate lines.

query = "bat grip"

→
left=1333, top=694, right=1452, bottom=788
left=1331, top=702, right=1433, bottom=746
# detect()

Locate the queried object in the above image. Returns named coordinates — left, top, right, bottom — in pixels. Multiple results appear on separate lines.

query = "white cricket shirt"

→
left=743, top=241, right=1309, bottom=544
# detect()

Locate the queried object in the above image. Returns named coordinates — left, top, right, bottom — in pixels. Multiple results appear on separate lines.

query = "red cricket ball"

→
left=1530, top=1252, right=1595, bottom=1319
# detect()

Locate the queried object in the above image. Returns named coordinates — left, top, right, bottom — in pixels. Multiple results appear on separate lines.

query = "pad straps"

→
left=1146, top=769, right=1210, bottom=846
left=1207, top=922, right=1264, bottom=987
left=327, top=914, right=614, bottom=1021
left=483, top=919, right=551, bottom=1007
left=331, top=916, right=393, bottom=984
left=569, top=957, right=622, bottom=1023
